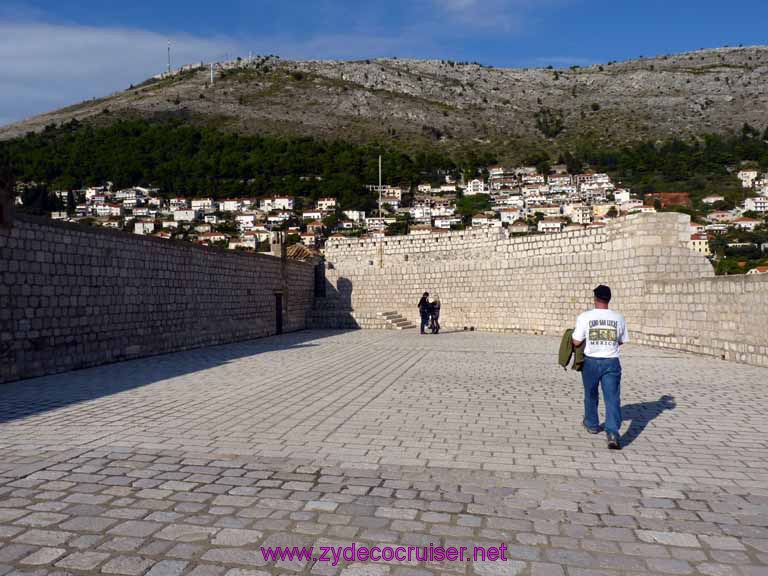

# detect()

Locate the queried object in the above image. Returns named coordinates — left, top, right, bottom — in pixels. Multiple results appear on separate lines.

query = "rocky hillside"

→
left=2, top=46, right=768, bottom=150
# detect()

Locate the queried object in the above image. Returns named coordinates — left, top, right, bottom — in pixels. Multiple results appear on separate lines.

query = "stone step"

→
left=377, top=310, right=416, bottom=330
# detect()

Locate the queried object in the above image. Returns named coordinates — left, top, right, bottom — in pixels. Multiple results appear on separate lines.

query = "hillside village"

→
left=16, top=163, right=768, bottom=274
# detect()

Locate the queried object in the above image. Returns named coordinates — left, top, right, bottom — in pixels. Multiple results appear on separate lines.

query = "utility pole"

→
left=167, top=40, right=172, bottom=75
left=378, top=155, right=383, bottom=218
left=210, top=62, right=214, bottom=85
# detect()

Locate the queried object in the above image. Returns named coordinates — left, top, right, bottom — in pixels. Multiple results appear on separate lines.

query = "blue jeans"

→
left=581, top=357, right=622, bottom=435
left=420, top=311, right=430, bottom=333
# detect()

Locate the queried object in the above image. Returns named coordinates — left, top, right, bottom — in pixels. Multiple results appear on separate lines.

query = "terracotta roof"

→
left=286, top=243, right=320, bottom=261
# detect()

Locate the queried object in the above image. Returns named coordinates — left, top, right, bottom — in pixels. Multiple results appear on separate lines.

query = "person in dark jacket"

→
left=430, top=294, right=441, bottom=334
left=418, top=292, right=430, bottom=334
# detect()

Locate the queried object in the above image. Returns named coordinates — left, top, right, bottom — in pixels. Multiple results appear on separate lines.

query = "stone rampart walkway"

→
left=1, top=330, right=767, bottom=576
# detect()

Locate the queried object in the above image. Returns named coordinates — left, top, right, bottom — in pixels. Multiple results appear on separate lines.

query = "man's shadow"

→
left=620, top=395, right=676, bottom=447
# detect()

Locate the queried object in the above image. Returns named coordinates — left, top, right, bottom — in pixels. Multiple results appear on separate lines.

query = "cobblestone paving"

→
left=1, top=330, right=768, bottom=576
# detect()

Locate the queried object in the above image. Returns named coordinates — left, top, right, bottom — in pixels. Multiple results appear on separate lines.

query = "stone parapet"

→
left=317, top=213, right=768, bottom=367
left=0, top=215, right=315, bottom=383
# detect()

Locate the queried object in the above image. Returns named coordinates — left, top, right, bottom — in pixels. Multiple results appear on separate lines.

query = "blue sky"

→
left=2, top=0, right=767, bottom=126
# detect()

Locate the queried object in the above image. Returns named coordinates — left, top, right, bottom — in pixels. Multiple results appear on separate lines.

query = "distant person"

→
left=418, top=292, right=430, bottom=334
left=430, top=294, right=441, bottom=334
left=572, top=285, right=628, bottom=450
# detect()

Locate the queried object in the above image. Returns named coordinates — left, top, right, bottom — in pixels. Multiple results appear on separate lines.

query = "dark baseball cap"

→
left=594, top=285, right=612, bottom=302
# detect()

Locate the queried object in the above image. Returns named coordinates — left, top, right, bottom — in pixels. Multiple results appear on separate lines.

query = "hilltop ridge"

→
left=2, top=46, right=768, bottom=150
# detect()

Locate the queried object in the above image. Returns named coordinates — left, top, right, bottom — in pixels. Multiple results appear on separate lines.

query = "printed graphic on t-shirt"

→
left=588, top=319, right=619, bottom=347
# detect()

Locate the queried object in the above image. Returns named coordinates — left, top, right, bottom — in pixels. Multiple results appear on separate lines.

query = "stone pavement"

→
left=1, top=330, right=767, bottom=576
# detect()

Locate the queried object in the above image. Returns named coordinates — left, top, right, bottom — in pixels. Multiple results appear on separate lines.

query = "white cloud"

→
left=0, top=20, right=242, bottom=126
left=0, top=1, right=578, bottom=127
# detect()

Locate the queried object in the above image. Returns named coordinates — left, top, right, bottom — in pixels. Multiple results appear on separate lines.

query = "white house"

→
left=306, top=220, right=324, bottom=234
left=236, top=214, right=256, bottom=230
left=733, top=217, right=760, bottom=231
left=317, top=198, right=337, bottom=211
left=538, top=218, right=565, bottom=233
left=267, top=211, right=292, bottom=224
left=409, top=205, right=432, bottom=222
left=509, top=221, right=530, bottom=235
left=432, top=203, right=457, bottom=216
left=114, top=188, right=138, bottom=201
left=191, top=198, right=214, bottom=211
left=198, top=232, right=228, bottom=244
left=433, top=217, right=461, bottom=229
left=169, top=198, right=188, bottom=210
left=300, top=232, right=319, bottom=247
left=702, top=194, right=725, bottom=205
left=548, top=175, right=572, bottom=187
left=365, top=217, right=397, bottom=231
left=173, top=209, right=197, bottom=222
left=303, top=210, right=324, bottom=220
left=94, top=204, right=112, bottom=217
left=464, top=179, right=487, bottom=196
left=218, top=199, right=241, bottom=212
left=705, top=223, right=729, bottom=234
left=738, top=170, right=759, bottom=189
left=245, top=227, right=270, bottom=243
left=498, top=208, right=521, bottom=224
left=745, top=196, right=768, bottom=213
left=708, top=210, right=737, bottom=223
left=417, top=183, right=433, bottom=193
left=565, top=204, right=593, bottom=225
left=618, top=199, right=644, bottom=213
left=343, top=210, right=365, bottom=222
left=133, top=221, right=156, bottom=236
left=261, top=196, right=294, bottom=211
left=521, top=173, right=545, bottom=185
left=614, top=189, right=632, bottom=204
left=533, top=204, right=563, bottom=219
left=379, top=195, right=401, bottom=210
left=522, top=185, right=549, bottom=197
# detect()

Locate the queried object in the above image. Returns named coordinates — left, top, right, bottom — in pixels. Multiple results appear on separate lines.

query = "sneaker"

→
left=606, top=433, right=621, bottom=450
left=582, top=421, right=600, bottom=435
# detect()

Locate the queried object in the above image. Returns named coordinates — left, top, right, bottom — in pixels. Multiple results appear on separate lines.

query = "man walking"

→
left=572, top=285, right=628, bottom=450
left=418, top=292, right=431, bottom=335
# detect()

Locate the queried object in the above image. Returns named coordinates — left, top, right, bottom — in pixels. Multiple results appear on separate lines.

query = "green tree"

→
left=534, top=108, right=565, bottom=138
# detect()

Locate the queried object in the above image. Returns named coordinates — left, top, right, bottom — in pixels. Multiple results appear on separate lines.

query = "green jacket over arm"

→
left=558, top=328, right=585, bottom=372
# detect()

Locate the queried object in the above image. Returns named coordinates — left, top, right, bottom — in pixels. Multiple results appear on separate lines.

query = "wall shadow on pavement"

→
left=0, top=329, right=352, bottom=425
left=621, top=394, right=676, bottom=447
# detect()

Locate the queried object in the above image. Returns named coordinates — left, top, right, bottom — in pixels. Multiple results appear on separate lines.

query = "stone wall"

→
left=0, top=215, right=315, bottom=383
left=638, top=274, right=768, bottom=366
left=320, top=213, right=768, bottom=367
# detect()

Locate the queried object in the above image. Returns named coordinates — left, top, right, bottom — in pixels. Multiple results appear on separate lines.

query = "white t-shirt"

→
left=573, top=308, right=629, bottom=359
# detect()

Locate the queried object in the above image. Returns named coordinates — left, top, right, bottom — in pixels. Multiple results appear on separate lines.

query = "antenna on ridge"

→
left=167, top=40, right=172, bottom=75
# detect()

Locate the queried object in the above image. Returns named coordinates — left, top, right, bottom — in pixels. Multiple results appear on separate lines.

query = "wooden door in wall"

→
left=275, top=293, right=284, bottom=335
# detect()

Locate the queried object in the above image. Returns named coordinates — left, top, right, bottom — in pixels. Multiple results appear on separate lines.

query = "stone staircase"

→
left=376, top=311, right=416, bottom=330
